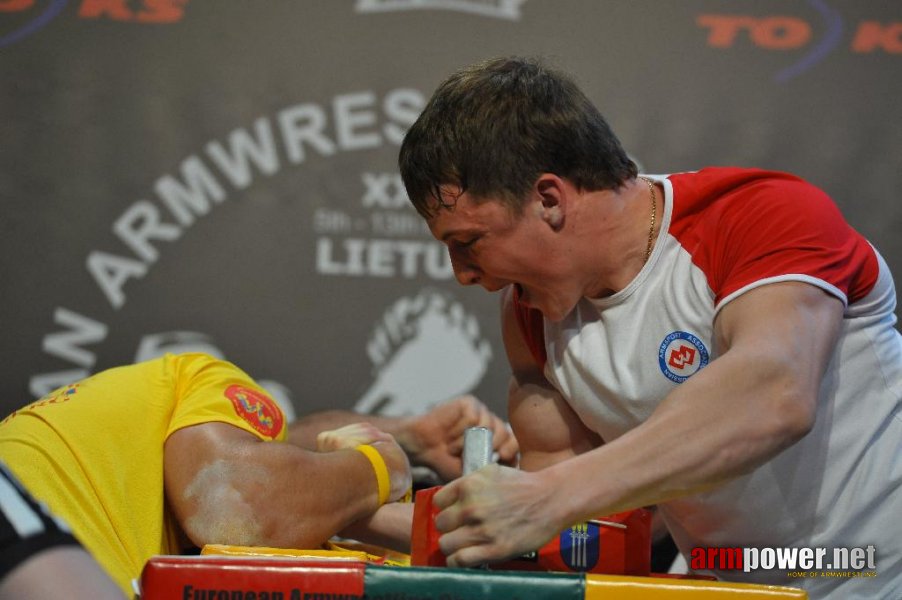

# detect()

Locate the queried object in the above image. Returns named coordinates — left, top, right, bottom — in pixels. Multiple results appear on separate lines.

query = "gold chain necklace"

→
left=639, top=177, right=657, bottom=263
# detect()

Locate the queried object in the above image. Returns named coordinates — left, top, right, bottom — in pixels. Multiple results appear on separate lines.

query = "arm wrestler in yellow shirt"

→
left=0, top=353, right=517, bottom=595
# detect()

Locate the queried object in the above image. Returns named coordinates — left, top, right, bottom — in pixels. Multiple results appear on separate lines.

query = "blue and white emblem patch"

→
left=658, top=331, right=709, bottom=383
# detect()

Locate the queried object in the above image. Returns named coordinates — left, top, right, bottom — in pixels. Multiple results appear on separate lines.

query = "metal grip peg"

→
left=462, top=426, right=493, bottom=475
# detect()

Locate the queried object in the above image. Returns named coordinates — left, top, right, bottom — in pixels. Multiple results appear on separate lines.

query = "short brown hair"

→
left=399, top=56, right=638, bottom=218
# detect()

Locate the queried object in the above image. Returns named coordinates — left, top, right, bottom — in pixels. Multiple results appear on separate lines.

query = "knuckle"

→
left=458, top=395, right=478, bottom=410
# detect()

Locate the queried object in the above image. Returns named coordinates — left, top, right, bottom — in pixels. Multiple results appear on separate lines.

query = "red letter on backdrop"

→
left=0, top=0, right=34, bottom=12
left=78, top=0, right=132, bottom=21
left=136, top=0, right=186, bottom=24
left=697, top=15, right=757, bottom=48
left=750, top=17, right=810, bottom=49
left=852, top=21, right=902, bottom=53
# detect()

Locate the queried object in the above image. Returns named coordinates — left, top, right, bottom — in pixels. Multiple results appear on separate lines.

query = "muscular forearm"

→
left=166, top=424, right=407, bottom=551
left=182, top=447, right=383, bottom=550
left=545, top=349, right=815, bottom=529
left=337, top=502, right=414, bottom=553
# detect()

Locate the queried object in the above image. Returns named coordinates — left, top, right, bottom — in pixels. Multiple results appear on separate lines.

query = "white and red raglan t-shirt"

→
left=514, top=167, right=901, bottom=596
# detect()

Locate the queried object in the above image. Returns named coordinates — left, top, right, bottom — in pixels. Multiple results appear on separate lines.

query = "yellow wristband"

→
left=355, top=444, right=390, bottom=506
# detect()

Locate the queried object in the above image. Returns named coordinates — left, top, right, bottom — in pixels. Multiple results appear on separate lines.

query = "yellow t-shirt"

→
left=0, top=353, right=286, bottom=595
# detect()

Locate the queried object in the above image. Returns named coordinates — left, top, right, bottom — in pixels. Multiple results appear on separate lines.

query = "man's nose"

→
left=450, top=255, right=481, bottom=286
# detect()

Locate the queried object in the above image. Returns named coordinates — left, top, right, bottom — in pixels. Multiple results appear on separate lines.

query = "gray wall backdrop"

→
left=2, top=0, right=900, bottom=422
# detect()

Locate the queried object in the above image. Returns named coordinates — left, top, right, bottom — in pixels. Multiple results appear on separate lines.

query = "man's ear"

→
left=535, top=174, right=565, bottom=230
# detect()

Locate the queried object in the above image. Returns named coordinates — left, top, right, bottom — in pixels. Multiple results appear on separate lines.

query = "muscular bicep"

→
left=501, top=287, right=601, bottom=472
left=712, top=281, right=844, bottom=429
left=508, top=377, right=601, bottom=471
left=164, top=421, right=381, bottom=550
left=163, top=422, right=264, bottom=546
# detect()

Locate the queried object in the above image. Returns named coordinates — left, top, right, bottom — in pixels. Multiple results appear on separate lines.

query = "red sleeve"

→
left=512, top=285, right=547, bottom=369
left=668, top=168, right=879, bottom=308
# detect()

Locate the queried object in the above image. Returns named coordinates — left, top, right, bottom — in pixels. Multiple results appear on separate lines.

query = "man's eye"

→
left=457, top=237, right=478, bottom=248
